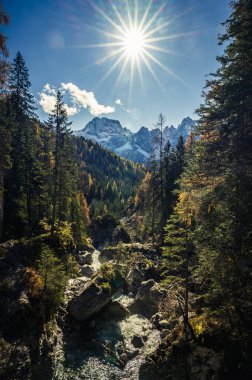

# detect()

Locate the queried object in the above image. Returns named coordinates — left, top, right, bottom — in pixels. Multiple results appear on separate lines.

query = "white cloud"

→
left=115, top=98, right=122, bottom=106
left=38, top=84, right=78, bottom=116
left=39, top=83, right=115, bottom=117
left=64, top=104, right=79, bottom=116
left=39, top=85, right=57, bottom=114
left=61, top=82, right=115, bottom=116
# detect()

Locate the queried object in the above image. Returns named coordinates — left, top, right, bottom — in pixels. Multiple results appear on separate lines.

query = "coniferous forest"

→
left=0, top=1, right=252, bottom=379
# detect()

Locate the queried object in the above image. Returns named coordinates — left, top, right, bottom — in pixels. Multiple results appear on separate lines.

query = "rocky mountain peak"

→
left=76, top=117, right=195, bottom=163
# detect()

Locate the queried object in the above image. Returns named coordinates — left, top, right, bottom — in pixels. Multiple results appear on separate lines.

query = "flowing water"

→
left=54, top=250, right=160, bottom=380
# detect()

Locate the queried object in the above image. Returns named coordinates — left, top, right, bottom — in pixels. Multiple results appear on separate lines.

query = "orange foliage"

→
left=25, top=267, right=44, bottom=298
left=79, top=192, right=90, bottom=226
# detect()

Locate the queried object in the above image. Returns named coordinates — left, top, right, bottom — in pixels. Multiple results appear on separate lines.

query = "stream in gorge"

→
left=52, top=249, right=161, bottom=380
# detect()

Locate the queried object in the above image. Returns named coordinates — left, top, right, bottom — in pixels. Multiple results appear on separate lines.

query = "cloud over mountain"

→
left=38, top=83, right=115, bottom=117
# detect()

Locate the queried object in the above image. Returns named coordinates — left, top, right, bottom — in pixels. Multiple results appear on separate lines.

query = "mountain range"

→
left=75, top=116, right=196, bottom=163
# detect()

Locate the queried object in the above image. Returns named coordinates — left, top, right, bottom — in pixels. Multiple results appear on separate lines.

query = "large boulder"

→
left=126, top=267, right=145, bottom=295
left=78, top=251, right=92, bottom=266
left=80, top=265, right=94, bottom=277
left=68, top=275, right=116, bottom=321
left=131, top=280, right=167, bottom=315
left=113, top=226, right=131, bottom=244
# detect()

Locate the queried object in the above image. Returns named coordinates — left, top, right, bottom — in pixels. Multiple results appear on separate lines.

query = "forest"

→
left=0, top=0, right=251, bottom=379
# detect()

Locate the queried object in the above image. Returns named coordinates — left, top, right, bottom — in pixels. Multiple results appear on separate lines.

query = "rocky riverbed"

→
left=52, top=247, right=163, bottom=380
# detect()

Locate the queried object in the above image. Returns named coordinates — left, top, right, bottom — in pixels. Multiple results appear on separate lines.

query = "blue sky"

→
left=3, top=0, right=230, bottom=132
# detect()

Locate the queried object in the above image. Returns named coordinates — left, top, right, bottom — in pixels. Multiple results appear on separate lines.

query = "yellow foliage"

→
left=26, top=267, right=44, bottom=298
left=177, top=192, right=194, bottom=225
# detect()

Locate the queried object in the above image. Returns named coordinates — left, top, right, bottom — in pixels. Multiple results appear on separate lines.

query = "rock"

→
left=126, top=268, right=145, bottom=294
left=78, top=251, right=92, bottom=265
left=134, top=280, right=167, bottom=315
left=159, top=320, right=170, bottom=328
left=99, top=247, right=117, bottom=263
left=136, top=279, right=156, bottom=302
left=81, top=243, right=94, bottom=252
left=120, top=353, right=128, bottom=364
left=113, top=226, right=131, bottom=244
left=131, top=335, right=144, bottom=348
left=126, top=348, right=140, bottom=359
left=68, top=275, right=116, bottom=321
left=160, top=329, right=169, bottom=339
left=187, top=345, right=224, bottom=379
left=150, top=312, right=162, bottom=328
left=0, top=337, right=31, bottom=379
left=103, top=300, right=128, bottom=319
left=80, top=265, right=94, bottom=277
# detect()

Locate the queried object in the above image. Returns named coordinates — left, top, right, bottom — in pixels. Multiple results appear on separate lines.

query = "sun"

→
left=85, top=0, right=187, bottom=92
left=123, top=28, right=145, bottom=58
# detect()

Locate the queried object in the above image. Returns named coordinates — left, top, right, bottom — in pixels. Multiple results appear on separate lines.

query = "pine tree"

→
left=0, top=3, right=10, bottom=239
left=4, top=52, right=37, bottom=237
left=49, top=90, right=73, bottom=233
left=163, top=208, right=195, bottom=341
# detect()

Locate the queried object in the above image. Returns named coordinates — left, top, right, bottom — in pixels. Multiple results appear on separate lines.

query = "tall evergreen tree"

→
left=0, top=2, right=10, bottom=239
left=3, top=52, right=37, bottom=237
left=176, top=0, right=252, bottom=325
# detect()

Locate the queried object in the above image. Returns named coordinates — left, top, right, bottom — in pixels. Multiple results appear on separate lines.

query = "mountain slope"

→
left=76, top=137, right=145, bottom=218
left=76, top=117, right=196, bottom=163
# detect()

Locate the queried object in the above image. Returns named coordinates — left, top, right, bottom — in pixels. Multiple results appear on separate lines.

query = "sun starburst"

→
left=84, top=0, right=191, bottom=93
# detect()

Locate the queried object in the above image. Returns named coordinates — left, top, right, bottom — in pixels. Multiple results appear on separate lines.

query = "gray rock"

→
left=135, top=280, right=167, bottom=313
left=68, top=275, right=115, bottom=321
left=80, top=265, right=94, bottom=277
left=126, top=268, right=145, bottom=294
left=120, top=353, right=128, bottom=364
left=78, top=252, right=92, bottom=265
left=136, top=279, right=156, bottom=302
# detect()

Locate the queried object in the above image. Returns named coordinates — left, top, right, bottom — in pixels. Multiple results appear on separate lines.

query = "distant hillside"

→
left=76, top=117, right=196, bottom=163
left=76, top=137, right=145, bottom=218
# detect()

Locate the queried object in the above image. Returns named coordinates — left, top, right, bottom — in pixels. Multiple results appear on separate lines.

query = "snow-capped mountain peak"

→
left=76, top=117, right=195, bottom=163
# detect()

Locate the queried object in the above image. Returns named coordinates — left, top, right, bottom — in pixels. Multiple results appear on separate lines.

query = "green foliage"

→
left=37, top=244, right=67, bottom=314
left=100, top=262, right=123, bottom=291
left=137, top=131, right=186, bottom=245
left=77, top=137, right=145, bottom=218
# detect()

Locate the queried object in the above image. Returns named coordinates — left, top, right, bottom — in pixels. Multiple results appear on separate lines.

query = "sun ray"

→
left=144, top=44, right=179, bottom=55
left=109, top=0, right=129, bottom=33
left=129, top=57, right=135, bottom=99
left=134, top=0, right=138, bottom=28
left=112, top=55, right=130, bottom=94
left=144, top=20, right=171, bottom=39
left=143, top=48, right=186, bottom=85
left=95, top=47, right=126, bottom=65
left=136, top=54, right=144, bottom=91
left=87, top=0, right=127, bottom=37
left=145, top=30, right=201, bottom=43
left=96, top=51, right=128, bottom=88
left=78, top=42, right=125, bottom=48
left=140, top=52, right=166, bottom=93
left=141, top=2, right=167, bottom=34
left=126, top=0, right=133, bottom=30
left=139, top=0, right=153, bottom=30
